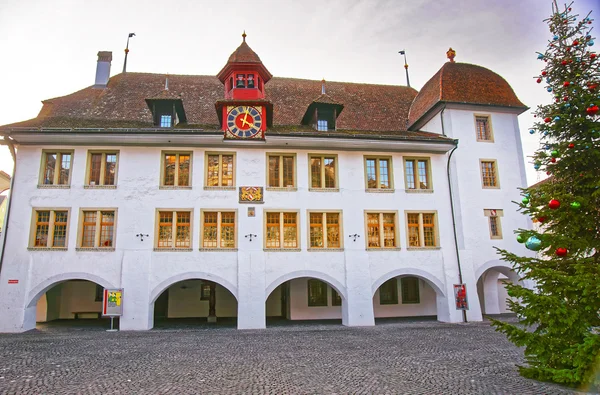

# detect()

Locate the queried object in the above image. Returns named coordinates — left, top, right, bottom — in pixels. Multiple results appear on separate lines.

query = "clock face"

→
left=226, top=106, right=262, bottom=138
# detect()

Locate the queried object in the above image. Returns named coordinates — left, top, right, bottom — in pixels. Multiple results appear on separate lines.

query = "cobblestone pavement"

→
left=0, top=318, right=590, bottom=395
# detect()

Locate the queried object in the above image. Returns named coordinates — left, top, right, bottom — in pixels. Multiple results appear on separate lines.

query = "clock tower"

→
left=216, top=32, right=273, bottom=139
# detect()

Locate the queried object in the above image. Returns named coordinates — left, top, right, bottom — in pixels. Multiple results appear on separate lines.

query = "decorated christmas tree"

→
left=491, top=0, right=600, bottom=389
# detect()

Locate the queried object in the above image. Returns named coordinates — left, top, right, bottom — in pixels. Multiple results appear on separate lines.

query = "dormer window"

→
left=160, top=115, right=172, bottom=128
left=317, top=119, right=328, bottom=131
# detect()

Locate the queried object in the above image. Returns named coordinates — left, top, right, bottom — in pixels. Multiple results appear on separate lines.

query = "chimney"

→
left=94, top=51, right=112, bottom=88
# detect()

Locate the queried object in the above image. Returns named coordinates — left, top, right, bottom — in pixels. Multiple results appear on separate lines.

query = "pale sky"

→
left=0, top=0, right=596, bottom=185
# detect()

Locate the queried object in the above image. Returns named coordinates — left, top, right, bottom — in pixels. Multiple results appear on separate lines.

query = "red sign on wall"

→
left=7, top=279, right=18, bottom=284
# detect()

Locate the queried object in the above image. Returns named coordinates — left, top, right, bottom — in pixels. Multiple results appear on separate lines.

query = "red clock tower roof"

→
left=217, top=32, right=273, bottom=84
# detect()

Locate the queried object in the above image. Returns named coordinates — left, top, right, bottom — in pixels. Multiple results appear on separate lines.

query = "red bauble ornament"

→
left=563, top=81, right=570, bottom=87
left=589, top=83, right=598, bottom=91
left=544, top=117, right=552, bottom=123
left=555, top=98, right=560, bottom=103
left=563, top=96, right=569, bottom=101
left=587, top=105, right=599, bottom=115
left=561, top=60, right=568, bottom=65
left=537, top=78, right=542, bottom=83
left=573, top=40, right=579, bottom=45
left=546, top=171, right=551, bottom=175
left=551, top=157, right=556, bottom=163
left=568, top=143, right=575, bottom=149
left=542, top=71, right=547, bottom=76
left=549, top=199, right=561, bottom=209
left=556, top=248, right=568, bottom=256
left=538, top=217, right=547, bottom=223
left=591, top=53, right=597, bottom=59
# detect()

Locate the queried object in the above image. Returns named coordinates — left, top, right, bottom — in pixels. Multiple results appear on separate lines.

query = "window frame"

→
left=484, top=209, right=504, bottom=239
left=38, top=150, right=74, bottom=188
left=85, top=151, right=119, bottom=188
left=263, top=210, right=300, bottom=251
left=401, top=277, right=420, bottom=304
left=95, top=284, right=104, bottom=302
left=76, top=208, right=118, bottom=250
left=200, top=283, right=211, bottom=301
left=200, top=209, right=238, bottom=251
left=160, top=151, right=193, bottom=189
left=379, top=278, right=399, bottom=305
left=404, top=211, right=440, bottom=249
left=29, top=208, right=71, bottom=250
left=364, top=210, right=400, bottom=250
left=331, top=288, right=342, bottom=306
left=307, top=279, right=328, bottom=307
left=480, top=159, right=500, bottom=189
left=308, top=153, right=339, bottom=192
left=403, top=157, right=433, bottom=193
left=474, top=114, right=494, bottom=142
left=204, top=152, right=236, bottom=190
left=265, top=153, right=297, bottom=191
left=154, top=209, right=194, bottom=251
left=307, top=210, right=344, bottom=250
left=364, top=156, right=394, bottom=192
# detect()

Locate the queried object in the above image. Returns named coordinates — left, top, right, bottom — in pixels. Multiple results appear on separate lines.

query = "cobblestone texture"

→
left=0, top=318, right=590, bottom=394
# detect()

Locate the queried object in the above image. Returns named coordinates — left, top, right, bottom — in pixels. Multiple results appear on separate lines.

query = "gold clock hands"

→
left=241, top=107, right=252, bottom=127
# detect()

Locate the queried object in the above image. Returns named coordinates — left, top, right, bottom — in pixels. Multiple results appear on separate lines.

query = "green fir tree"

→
left=491, top=1, right=600, bottom=389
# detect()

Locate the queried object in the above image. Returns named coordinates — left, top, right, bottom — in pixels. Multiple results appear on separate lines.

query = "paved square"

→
left=0, top=318, right=582, bottom=394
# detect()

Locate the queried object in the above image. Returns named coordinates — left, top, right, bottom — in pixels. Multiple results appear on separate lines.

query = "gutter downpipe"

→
left=0, top=133, right=16, bottom=276
left=442, top=110, right=468, bottom=323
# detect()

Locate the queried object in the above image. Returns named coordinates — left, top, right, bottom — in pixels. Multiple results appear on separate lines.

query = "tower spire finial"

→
left=242, top=30, right=247, bottom=42
left=447, top=47, right=456, bottom=63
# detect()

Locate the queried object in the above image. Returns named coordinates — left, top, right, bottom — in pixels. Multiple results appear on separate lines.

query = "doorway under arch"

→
left=476, top=265, right=520, bottom=315
left=151, top=279, right=238, bottom=329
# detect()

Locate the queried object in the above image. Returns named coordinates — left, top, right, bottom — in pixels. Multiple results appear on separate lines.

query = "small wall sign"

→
left=7, top=279, right=18, bottom=284
left=102, top=289, right=124, bottom=316
left=248, top=207, right=255, bottom=217
left=454, top=284, right=469, bottom=310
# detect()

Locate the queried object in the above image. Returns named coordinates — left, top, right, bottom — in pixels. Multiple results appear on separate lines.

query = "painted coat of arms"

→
left=239, top=187, right=263, bottom=203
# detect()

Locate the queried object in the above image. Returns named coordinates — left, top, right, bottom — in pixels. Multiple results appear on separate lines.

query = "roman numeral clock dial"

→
left=226, top=106, right=262, bottom=138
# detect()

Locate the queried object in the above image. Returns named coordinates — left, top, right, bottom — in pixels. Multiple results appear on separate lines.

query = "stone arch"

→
left=475, top=259, right=520, bottom=284
left=149, top=271, right=238, bottom=305
left=371, top=268, right=446, bottom=297
left=265, top=270, right=347, bottom=301
left=26, top=272, right=116, bottom=309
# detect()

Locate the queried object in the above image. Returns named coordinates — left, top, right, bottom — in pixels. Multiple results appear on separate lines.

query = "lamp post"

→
left=399, top=50, right=410, bottom=88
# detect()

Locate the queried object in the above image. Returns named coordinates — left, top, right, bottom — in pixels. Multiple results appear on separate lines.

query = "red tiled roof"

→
left=227, top=41, right=263, bottom=63
left=3, top=73, right=418, bottom=133
left=408, top=62, right=527, bottom=128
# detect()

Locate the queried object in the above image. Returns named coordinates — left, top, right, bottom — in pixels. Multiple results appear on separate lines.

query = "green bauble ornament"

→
left=551, top=150, right=560, bottom=158
left=522, top=197, right=530, bottom=204
left=516, top=234, right=526, bottom=243
left=570, top=201, right=581, bottom=210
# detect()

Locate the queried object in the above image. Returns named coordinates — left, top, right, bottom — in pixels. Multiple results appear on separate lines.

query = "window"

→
left=160, top=115, right=172, bottom=128
left=267, top=154, right=295, bottom=188
left=206, top=153, right=235, bottom=188
left=480, top=160, right=499, bottom=188
left=162, top=152, right=191, bottom=187
left=401, top=277, right=420, bottom=304
left=484, top=209, right=503, bottom=239
left=156, top=210, right=192, bottom=249
left=317, top=119, right=328, bottom=131
left=366, top=212, right=397, bottom=249
left=200, top=284, right=211, bottom=301
left=475, top=115, right=493, bottom=142
left=331, top=288, right=342, bottom=306
left=236, top=74, right=245, bottom=88
left=406, top=212, right=438, bottom=248
left=247, top=74, right=255, bottom=88
left=309, top=212, right=341, bottom=249
left=307, top=279, right=328, bottom=307
left=95, top=284, right=104, bottom=302
left=265, top=211, right=298, bottom=249
left=86, top=152, right=118, bottom=187
left=404, top=158, right=431, bottom=191
left=365, top=157, right=392, bottom=190
left=202, top=211, right=236, bottom=249
left=40, top=151, right=73, bottom=186
left=31, top=209, right=70, bottom=248
left=309, top=154, right=337, bottom=190
left=379, top=278, right=398, bottom=305
left=79, top=210, right=116, bottom=248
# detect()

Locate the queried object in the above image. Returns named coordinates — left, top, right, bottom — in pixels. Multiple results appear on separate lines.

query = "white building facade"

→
left=0, top=39, right=530, bottom=332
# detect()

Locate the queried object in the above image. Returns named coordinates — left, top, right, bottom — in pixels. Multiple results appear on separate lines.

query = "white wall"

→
left=0, top=124, right=530, bottom=330
left=373, top=278, right=436, bottom=318
left=288, top=278, right=342, bottom=320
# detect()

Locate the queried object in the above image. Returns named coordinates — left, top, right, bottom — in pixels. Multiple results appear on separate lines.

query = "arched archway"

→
left=24, top=273, right=116, bottom=331
left=371, top=269, right=447, bottom=323
left=476, top=260, right=521, bottom=315
left=149, top=272, right=238, bottom=329
left=264, top=270, right=348, bottom=327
